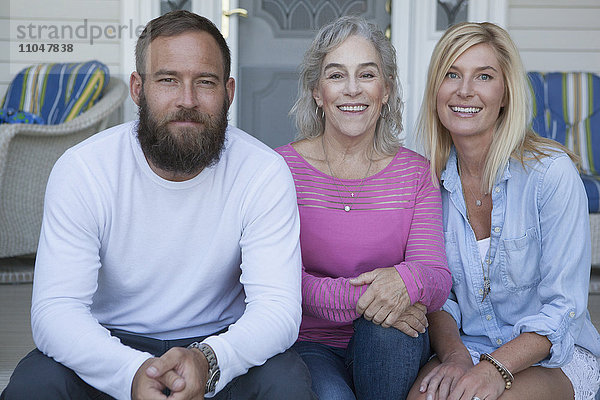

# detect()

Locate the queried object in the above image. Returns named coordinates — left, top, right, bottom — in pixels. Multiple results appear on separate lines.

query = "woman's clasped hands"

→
left=350, top=267, right=428, bottom=337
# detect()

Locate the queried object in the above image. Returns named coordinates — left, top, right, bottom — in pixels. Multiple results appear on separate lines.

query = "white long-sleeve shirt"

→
left=31, top=121, right=302, bottom=400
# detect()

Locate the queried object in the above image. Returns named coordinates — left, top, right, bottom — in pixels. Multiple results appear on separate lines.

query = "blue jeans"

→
left=293, top=317, right=430, bottom=400
left=1, top=330, right=316, bottom=400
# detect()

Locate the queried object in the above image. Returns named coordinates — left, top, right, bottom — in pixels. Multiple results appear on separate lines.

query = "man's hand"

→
left=131, top=347, right=209, bottom=400
left=350, top=267, right=411, bottom=327
left=132, top=357, right=180, bottom=400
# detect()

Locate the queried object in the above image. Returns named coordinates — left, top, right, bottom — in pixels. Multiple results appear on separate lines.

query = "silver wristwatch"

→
left=187, top=342, right=220, bottom=393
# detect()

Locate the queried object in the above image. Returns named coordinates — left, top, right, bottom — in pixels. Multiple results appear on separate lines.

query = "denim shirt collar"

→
left=440, top=146, right=511, bottom=193
left=440, top=146, right=512, bottom=268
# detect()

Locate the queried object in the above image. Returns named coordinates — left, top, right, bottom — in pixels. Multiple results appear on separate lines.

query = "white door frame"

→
left=121, top=0, right=507, bottom=134
left=120, top=1, right=159, bottom=122
left=196, top=1, right=241, bottom=127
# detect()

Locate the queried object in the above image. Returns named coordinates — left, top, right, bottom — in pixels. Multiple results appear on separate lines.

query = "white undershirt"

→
left=477, top=237, right=491, bottom=263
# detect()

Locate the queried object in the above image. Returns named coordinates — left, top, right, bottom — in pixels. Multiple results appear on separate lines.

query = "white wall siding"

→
left=1, top=0, right=122, bottom=97
left=508, top=0, right=600, bottom=73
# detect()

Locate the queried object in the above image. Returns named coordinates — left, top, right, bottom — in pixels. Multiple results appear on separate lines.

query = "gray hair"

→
left=291, top=15, right=403, bottom=155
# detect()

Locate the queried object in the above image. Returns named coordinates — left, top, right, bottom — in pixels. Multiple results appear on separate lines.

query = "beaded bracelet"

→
left=480, top=353, right=514, bottom=390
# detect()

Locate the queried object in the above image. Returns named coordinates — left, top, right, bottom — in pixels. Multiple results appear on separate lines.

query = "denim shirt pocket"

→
left=499, top=227, right=541, bottom=292
left=444, top=230, right=464, bottom=287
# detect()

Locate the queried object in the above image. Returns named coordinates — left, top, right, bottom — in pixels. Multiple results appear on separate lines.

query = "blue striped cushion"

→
left=546, top=73, right=600, bottom=176
left=528, top=72, right=600, bottom=176
left=1, top=61, right=109, bottom=125
left=528, top=72, right=600, bottom=212
left=528, top=72, right=547, bottom=137
left=581, top=174, right=600, bottom=213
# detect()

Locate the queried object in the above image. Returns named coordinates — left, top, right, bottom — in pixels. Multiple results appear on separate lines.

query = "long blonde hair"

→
left=416, top=22, right=576, bottom=192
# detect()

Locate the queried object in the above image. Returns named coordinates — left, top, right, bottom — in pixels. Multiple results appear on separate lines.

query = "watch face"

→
left=207, top=369, right=220, bottom=392
left=210, top=370, right=220, bottom=381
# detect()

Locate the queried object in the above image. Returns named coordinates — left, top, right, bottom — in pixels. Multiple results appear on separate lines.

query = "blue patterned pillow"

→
left=0, top=107, right=45, bottom=124
left=1, top=61, right=109, bottom=125
left=528, top=72, right=600, bottom=176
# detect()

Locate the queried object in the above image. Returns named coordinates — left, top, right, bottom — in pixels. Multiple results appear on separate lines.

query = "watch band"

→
left=187, top=342, right=220, bottom=393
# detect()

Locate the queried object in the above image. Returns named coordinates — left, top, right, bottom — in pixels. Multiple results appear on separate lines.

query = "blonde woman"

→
left=408, top=22, right=600, bottom=400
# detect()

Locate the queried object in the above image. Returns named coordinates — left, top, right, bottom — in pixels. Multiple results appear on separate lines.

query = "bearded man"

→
left=2, top=11, right=314, bottom=400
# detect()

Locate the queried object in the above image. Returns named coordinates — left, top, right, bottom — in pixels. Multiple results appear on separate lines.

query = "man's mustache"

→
left=162, top=108, right=212, bottom=124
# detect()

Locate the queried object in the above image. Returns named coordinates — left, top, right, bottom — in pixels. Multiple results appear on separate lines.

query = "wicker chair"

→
left=0, top=77, right=128, bottom=258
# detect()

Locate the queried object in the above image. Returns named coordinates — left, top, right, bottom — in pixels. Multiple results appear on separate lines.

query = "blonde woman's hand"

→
left=445, top=360, right=506, bottom=400
left=419, top=350, right=473, bottom=400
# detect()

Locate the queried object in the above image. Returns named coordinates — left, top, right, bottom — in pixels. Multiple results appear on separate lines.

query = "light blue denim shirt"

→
left=441, top=147, right=600, bottom=367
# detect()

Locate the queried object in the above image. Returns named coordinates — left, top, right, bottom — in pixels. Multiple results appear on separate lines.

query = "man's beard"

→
left=137, top=92, right=229, bottom=176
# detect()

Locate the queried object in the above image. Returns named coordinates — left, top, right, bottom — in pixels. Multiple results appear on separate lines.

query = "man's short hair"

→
left=135, top=10, right=231, bottom=80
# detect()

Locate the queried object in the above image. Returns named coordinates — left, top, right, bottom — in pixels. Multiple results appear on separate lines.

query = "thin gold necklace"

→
left=458, top=161, right=488, bottom=206
left=322, top=136, right=373, bottom=212
left=467, top=186, right=487, bottom=206
left=458, top=160, right=491, bottom=301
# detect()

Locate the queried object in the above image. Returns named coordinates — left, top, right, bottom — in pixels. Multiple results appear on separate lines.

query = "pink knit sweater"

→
left=276, top=144, right=451, bottom=348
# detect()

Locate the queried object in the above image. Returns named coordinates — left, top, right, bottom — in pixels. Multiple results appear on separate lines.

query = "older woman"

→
left=408, top=22, right=600, bottom=400
left=275, top=16, right=451, bottom=399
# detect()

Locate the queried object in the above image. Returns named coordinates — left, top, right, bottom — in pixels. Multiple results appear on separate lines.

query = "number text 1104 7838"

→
left=18, top=43, right=73, bottom=52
